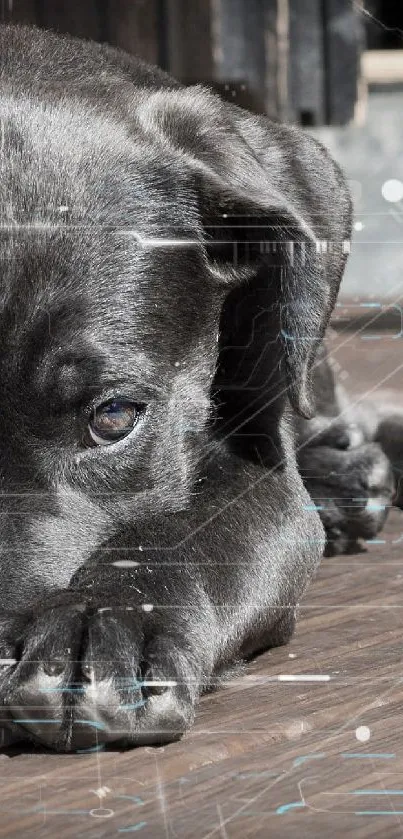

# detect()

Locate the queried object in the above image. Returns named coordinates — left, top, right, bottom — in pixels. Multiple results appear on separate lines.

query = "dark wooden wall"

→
left=0, top=0, right=363, bottom=125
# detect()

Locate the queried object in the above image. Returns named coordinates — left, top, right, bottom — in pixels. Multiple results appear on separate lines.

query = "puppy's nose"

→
left=5, top=662, right=144, bottom=750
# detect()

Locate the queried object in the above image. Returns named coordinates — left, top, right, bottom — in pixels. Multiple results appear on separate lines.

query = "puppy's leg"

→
left=376, top=416, right=403, bottom=508
left=296, top=342, right=366, bottom=451
left=298, top=442, right=394, bottom=556
left=296, top=342, right=395, bottom=554
left=349, top=392, right=403, bottom=508
left=0, top=453, right=322, bottom=750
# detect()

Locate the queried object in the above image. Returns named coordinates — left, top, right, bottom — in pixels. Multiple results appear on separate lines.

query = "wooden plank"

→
left=1, top=0, right=38, bottom=25
left=165, top=0, right=214, bottom=83
left=212, top=0, right=267, bottom=112
left=288, top=0, right=325, bottom=125
left=39, top=0, right=101, bottom=41
left=362, top=49, right=403, bottom=85
left=106, top=0, right=160, bottom=65
left=323, top=0, right=363, bottom=125
left=262, top=0, right=281, bottom=121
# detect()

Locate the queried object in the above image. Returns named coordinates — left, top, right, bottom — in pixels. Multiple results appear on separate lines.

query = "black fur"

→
left=0, top=23, right=397, bottom=751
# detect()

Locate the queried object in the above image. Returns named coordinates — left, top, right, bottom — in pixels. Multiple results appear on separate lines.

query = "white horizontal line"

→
left=277, top=674, right=331, bottom=682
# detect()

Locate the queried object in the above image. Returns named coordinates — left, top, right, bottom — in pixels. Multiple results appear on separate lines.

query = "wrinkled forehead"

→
left=0, top=226, right=213, bottom=377
left=0, top=95, right=214, bottom=368
left=0, top=92, right=199, bottom=237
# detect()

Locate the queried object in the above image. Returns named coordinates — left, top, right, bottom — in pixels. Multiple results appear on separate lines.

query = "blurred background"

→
left=1, top=0, right=402, bottom=329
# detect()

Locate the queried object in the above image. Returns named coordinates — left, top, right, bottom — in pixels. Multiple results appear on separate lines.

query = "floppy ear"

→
left=137, top=86, right=352, bottom=419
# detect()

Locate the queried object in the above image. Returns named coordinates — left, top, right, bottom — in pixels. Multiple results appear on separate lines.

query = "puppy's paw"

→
left=299, top=442, right=394, bottom=557
left=0, top=594, right=202, bottom=751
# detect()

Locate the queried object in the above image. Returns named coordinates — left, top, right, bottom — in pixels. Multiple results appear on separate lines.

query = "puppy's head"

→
left=0, top=81, right=350, bottom=606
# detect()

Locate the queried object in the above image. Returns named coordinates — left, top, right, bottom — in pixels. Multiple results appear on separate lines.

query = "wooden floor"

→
left=1, top=327, right=403, bottom=838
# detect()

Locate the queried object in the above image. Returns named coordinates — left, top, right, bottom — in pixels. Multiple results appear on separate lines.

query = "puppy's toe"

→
left=2, top=602, right=85, bottom=748
left=79, top=610, right=195, bottom=748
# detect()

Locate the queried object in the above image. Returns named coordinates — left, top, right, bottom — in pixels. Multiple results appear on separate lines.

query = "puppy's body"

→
left=0, top=24, right=393, bottom=750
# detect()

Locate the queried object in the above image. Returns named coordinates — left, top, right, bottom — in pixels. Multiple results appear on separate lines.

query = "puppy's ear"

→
left=138, top=86, right=352, bottom=419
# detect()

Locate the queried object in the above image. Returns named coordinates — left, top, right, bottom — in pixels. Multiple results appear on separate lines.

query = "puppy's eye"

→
left=87, top=398, right=142, bottom=446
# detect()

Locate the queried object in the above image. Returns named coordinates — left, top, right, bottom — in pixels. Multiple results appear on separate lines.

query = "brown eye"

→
left=87, top=398, right=142, bottom=446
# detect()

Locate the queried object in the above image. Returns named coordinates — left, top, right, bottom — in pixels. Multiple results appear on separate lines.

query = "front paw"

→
left=0, top=592, right=204, bottom=751
left=300, top=442, right=394, bottom=556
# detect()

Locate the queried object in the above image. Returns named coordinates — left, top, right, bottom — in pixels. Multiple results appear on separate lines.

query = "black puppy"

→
left=0, top=23, right=395, bottom=751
